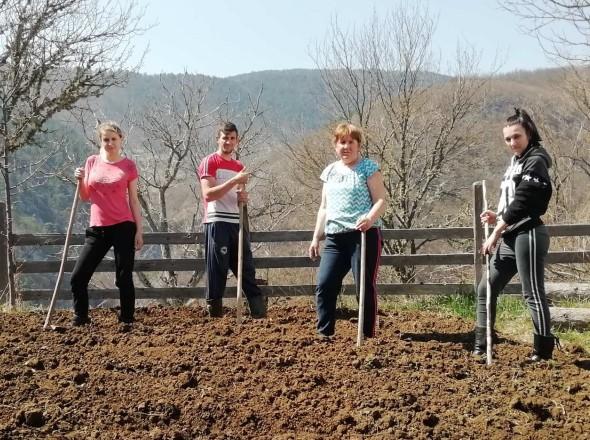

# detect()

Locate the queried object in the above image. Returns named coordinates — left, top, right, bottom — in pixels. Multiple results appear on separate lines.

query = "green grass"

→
left=552, top=297, right=590, bottom=308
left=379, top=293, right=528, bottom=321
left=378, top=292, right=590, bottom=353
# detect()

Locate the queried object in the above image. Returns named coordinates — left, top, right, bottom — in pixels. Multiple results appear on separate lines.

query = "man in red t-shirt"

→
left=197, top=122, right=267, bottom=318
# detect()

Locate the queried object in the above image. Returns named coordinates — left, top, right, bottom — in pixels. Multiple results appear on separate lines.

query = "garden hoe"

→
left=482, top=180, right=493, bottom=365
left=43, top=181, right=80, bottom=331
left=356, top=230, right=367, bottom=347
left=236, top=195, right=245, bottom=325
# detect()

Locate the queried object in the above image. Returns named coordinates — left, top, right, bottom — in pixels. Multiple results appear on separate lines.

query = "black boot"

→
left=247, top=295, right=267, bottom=319
left=206, top=298, right=223, bottom=317
left=473, top=326, right=487, bottom=356
left=530, top=334, right=556, bottom=362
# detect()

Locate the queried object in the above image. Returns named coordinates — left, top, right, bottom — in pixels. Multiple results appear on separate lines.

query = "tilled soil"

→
left=0, top=303, right=589, bottom=439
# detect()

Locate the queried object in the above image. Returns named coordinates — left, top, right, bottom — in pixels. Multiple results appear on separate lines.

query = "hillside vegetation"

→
left=8, top=67, right=590, bottom=289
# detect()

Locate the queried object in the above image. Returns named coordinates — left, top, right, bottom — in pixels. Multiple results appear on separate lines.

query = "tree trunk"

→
left=159, top=189, right=177, bottom=287
left=1, top=140, right=17, bottom=308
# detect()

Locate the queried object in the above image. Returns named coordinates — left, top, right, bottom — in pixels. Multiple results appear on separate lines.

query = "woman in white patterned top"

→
left=309, top=123, right=386, bottom=339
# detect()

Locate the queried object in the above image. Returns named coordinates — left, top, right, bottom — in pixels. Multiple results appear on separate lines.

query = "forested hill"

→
left=10, top=66, right=575, bottom=236
left=98, top=69, right=331, bottom=133
left=99, top=68, right=451, bottom=135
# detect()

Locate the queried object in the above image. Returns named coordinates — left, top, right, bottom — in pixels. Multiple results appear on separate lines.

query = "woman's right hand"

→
left=74, top=167, right=85, bottom=180
left=309, top=238, right=321, bottom=261
left=480, top=210, right=496, bottom=226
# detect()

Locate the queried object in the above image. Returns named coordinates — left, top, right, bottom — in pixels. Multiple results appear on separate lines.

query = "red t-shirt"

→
left=84, top=155, right=138, bottom=227
left=197, top=153, right=243, bottom=224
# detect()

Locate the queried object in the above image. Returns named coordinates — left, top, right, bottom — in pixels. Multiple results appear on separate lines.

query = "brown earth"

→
left=1, top=303, right=589, bottom=440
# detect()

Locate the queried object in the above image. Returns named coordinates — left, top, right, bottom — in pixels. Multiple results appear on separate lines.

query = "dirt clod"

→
left=0, top=305, right=589, bottom=439
left=24, top=358, right=44, bottom=370
left=23, top=410, right=44, bottom=427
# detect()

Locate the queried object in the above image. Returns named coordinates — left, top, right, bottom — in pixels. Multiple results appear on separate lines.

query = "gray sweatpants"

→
left=476, top=225, right=551, bottom=336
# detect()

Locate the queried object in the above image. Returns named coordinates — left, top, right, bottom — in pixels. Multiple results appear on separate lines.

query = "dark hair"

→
left=217, top=121, right=238, bottom=137
left=505, top=108, right=542, bottom=147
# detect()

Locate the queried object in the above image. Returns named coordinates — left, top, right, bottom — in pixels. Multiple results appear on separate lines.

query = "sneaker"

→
left=119, top=321, right=133, bottom=331
left=72, top=315, right=91, bottom=327
left=118, top=315, right=134, bottom=325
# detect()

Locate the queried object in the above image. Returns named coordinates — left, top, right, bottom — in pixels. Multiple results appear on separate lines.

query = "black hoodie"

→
left=496, top=144, right=552, bottom=235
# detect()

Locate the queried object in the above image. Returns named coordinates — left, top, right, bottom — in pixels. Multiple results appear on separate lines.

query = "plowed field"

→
left=1, top=304, right=589, bottom=439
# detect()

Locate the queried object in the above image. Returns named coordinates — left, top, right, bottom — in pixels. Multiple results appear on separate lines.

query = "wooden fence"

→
left=2, top=182, right=590, bottom=306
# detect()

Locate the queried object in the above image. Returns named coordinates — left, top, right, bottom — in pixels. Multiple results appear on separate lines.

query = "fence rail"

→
left=13, top=224, right=590, bottom=247
left=2, top=182, right=590, bottom=305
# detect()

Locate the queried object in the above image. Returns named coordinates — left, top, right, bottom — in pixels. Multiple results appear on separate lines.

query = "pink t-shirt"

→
left=84, top=155, right=138, bottom=227
left=197, top=153, right=243, bottom=224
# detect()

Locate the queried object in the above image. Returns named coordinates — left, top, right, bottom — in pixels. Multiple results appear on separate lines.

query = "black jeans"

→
left=70, top=221, right=136, bottom=321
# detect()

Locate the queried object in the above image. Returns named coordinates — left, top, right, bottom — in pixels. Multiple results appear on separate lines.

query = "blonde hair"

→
left=332, top=122, right=362, bottom=145
left=96, top=121, right=124, bottom=142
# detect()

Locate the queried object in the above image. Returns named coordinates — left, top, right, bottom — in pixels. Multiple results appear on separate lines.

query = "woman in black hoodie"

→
left=475, top=108, right=556, bottom=362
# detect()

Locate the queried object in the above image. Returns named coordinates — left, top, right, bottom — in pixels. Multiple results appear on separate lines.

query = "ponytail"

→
left=505, top=108, right=542, bottom=147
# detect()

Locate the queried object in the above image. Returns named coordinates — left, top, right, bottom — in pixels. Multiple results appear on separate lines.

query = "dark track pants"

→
left=477, top=225, right=551, bottom=336
left=71, top=221, right=136, bottom=321
left=204, top=222, right=262, bottom=300
left=315, top=228, right=382, bottom=337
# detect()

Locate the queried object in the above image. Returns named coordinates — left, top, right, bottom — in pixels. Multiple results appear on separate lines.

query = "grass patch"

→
left=378, top=292, right=590, bottom=353
left=551, top=297, right=590, bottom=308
left=379, top=293, right=527, bottom=321
left=556, top=329, right=590, bottom=352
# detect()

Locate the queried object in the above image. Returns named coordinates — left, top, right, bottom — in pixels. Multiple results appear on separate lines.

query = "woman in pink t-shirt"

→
left=71, top=121, right=143, bottom=326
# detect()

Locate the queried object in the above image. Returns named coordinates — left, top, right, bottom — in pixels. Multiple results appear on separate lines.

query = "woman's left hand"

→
left=355, top=215, right=373, bottom=232
left=135, top=231, right=144, bottom=251
left=481, top=231, right=500, bottom=256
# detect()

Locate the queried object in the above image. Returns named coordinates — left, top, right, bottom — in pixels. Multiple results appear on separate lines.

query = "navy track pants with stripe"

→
left=204, top=222, right=262, bottom=301
left=477, top=225, right=551, bottom=336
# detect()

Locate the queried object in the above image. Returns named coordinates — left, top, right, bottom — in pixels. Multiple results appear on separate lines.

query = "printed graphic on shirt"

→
left=497, top=157, right=521, bottom=216
left=198, top=153, right=243, bottom=224
left=321, top=158, right=382, bottom=234
left=496, top=146, right=552, bottom=234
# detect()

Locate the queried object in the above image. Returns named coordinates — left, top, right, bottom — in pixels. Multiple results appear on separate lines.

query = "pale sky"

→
left=134, top=0, right=556, bottom=77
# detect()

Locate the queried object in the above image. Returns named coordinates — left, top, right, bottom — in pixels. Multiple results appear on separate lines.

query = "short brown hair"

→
left=217, top=121, right=238, bottom=137
left=332, top=122, right=362, bottom=144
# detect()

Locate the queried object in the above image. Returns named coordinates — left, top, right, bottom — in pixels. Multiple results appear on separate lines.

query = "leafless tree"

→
left=500, top=1, right=590, bottom=179
left=129, top=73, right=217, bottom=287
left=291, top=5, right=489, bottom=282
left=0, top=0, right=145, bottom=306
left=500, top=0, right=590, bottom=64
left=125, top=77, right=279, bottom=290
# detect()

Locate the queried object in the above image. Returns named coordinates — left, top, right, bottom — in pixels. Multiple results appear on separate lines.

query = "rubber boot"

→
left=473, top=326, right=487, bottom=356
left=530, top=334, right=556, bottom=362
left=247, top=294, right=267, bottom=319
left=206, top=298, right=223, bottom=318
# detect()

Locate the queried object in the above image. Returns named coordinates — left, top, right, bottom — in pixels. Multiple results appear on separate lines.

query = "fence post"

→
left=472, top=182, right=484, bottom=293
left=0, top=202, right=8, bottom=307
